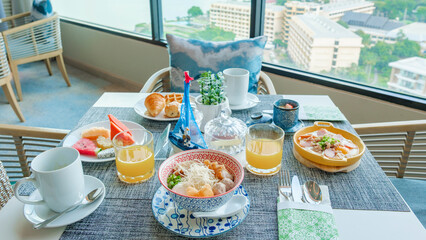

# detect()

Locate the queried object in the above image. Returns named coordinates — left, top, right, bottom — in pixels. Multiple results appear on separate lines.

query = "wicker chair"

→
left=0, top=161, right=13, bottom=210
left=140, top=67, right=276, bottom=95
left=353, top=120, right=426, bottom=180
left=0, top=34, right=24, bottom=122
left=0, top=12, right=70, bottom=101
left=0, top=124, right=69, bottom=182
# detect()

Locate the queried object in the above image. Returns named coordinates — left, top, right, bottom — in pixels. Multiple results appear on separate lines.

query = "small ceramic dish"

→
left=158, top=149, right=244, bottom=212
left=293, top=122, right=365, bottom=167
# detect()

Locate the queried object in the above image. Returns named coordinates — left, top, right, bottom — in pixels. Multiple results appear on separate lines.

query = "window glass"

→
left=51, top=0, right=152, bottom=36
left=162, top=0, right=251, bottom=41
left=264, top=0, right=426, bottom=99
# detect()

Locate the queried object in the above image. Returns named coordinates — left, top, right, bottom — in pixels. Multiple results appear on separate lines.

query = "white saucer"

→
left=24, top=175, right=106, bottom=228
left=152, top=185, right=250, bottom=237
left=229, top=93, right=259, bottom=111
left=63, top=120, right=144, bottom=162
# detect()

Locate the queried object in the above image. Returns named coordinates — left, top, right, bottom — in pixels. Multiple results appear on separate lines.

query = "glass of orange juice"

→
left=112, top=129, right=155, bottom=184
left=245, top=124, right=284, bottom=176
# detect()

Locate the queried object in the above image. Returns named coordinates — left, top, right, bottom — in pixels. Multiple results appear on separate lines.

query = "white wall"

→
left=60, top=22, right=426, bottom=124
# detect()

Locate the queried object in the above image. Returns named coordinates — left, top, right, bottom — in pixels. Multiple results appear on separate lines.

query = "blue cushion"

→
left=390, top=178, right=426, bottom=228
left=31, top=0, right=53, bottom=21
left=166, top=34, right=267, bottom=93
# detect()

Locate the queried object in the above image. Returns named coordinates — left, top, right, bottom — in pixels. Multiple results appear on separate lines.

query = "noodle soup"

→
left=167, top=159, right=235, bottom=198
left=158, top=149, right=244, bottom=212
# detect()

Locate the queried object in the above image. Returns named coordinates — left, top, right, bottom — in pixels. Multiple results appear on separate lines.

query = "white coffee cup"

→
left=13, top=147, right=85, bottom=212
left=223, top=68, right=250, bottom=106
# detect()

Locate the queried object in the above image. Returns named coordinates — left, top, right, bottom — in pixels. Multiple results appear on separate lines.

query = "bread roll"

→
left=144, top=93, right=165, bottom=117
left=165, top=101, right=180, bottom=118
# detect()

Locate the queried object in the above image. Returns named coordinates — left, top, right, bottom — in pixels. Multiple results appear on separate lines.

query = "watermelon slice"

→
left=72, top=138, right=99, bottom=156
left=108, top=114, right=131, bottom=137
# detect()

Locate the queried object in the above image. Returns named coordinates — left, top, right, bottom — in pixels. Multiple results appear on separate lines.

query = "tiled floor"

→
left=0, top=60, right=134, bottom=129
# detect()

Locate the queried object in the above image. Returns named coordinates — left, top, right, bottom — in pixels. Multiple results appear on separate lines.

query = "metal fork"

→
left=279, top=169, right=292, bottom=200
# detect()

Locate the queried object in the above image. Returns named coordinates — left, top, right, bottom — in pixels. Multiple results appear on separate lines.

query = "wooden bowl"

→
left=293, top=122, right=365, bottom=167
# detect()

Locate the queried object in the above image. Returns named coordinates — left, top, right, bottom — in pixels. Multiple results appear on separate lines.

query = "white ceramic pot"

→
left=195, top=95, right=229, bottom=132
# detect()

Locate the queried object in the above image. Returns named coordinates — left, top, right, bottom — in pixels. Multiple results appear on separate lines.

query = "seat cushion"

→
left=166, top=34, right=267, bottom=93
left=390, top=177, right=426, bottom=228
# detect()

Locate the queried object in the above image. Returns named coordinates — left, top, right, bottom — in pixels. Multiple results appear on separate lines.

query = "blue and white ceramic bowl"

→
left=158, top=149, right=244, bottom=212
left=273, top=99, right=300, bottom=131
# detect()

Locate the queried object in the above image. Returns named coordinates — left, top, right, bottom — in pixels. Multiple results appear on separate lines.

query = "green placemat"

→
left=301, top=105, right=346, bottom=121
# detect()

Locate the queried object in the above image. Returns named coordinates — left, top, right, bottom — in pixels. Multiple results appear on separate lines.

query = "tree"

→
left=276, top=0, right=287, bottom=6
left=368, top=41, right=395, bottom=74
left=355, top=30, right=371, bottom=46
left=374, top=0, right=420, bottom=21
left=273, top=39, right=285, bottom=48
left=189, top=26, right=235, bottom=41
left=337, top=20, right=349, bottom=29
left=188, top=6, right=203, bottom=18
left=415, top=6, right=426, bottom=22
left=359, top=48, right=378, bottom=82
left=393, top=39, right=421, bottom=58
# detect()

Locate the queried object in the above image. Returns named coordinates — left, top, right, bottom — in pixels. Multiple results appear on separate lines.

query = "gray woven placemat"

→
left=59, top=95, right=409, bottom=239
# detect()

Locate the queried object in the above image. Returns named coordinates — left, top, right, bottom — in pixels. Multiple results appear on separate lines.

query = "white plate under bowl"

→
left=24, top=175, right=105, bottom=228
left=63, top=120, right=145, bottom=162
left=134, top=94, right=179, bottom=121
left=229, top=93, right=259, bottom=111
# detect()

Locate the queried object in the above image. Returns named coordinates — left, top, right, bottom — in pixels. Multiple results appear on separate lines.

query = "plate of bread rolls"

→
left=134, top=92, right=183, bottom=121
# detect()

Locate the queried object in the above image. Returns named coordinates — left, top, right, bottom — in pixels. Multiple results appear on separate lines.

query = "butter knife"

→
left=291, top=175, right=303, bottom=202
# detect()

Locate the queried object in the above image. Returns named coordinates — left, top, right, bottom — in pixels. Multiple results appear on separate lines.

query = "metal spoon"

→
left=192, top=195, right=246, bottom=218
left=302, top=180, right=322, bottom=204
left=33, top=187, right=104, bottom=229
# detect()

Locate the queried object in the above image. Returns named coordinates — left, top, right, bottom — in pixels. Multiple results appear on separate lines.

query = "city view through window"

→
left=53, top=0, right=426, bottom=99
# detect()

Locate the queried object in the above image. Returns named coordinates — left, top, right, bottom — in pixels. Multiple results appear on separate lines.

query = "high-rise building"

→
left=281, top=1, right=374, bottom=43
left=209, top=2, right=284, bottom=43
left=282, top=1, right=322, bottom=43
left=341, top=11, right=404, bottom=45
left=322, top=0, right=375, bottom=21
left=388, top=57, right=426, bottom=96
left=288, top=14, right=362, bottom=72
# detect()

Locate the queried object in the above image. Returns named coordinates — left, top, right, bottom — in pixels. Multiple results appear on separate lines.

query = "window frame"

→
left=58, top=0, right=426, bottom=112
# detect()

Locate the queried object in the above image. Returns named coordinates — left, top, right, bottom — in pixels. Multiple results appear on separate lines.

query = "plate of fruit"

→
left=63, top=114, right=144, bottom=162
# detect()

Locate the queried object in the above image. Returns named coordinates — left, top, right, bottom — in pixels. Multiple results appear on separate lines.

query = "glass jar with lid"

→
left=204, top=108, right=247, bottom=156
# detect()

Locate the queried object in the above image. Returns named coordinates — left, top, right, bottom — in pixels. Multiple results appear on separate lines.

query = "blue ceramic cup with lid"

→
left=273, top=99, right=299, bottom=131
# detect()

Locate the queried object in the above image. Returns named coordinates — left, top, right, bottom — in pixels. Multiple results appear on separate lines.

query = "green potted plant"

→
left=195, top=71, right=229, bottom=131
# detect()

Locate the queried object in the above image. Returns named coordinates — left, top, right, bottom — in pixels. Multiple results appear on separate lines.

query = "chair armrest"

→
left=140, top=67, right=171, bottom=93
left=352, top=120, right=426, bottom=134
left=0, top=11, right=31, bottom=23
left=2, top=13, right=58, bottom=36
left=258, top=71, right=276, bottom=95
left=0, top=124, right=69, bottom=139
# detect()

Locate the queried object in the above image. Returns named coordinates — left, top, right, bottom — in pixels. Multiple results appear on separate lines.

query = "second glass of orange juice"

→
left=113, top=129, right=155, bottom=184
left=246, top=124, right=284, bottom=176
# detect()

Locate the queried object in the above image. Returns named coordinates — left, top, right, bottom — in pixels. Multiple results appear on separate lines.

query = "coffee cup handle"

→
left=13, top=177, right=44, bottom=205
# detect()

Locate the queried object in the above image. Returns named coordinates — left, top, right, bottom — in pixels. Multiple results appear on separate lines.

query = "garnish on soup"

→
left=168, top=159, right=234, bottom=197
left=298, top=128, right=359, bottom=159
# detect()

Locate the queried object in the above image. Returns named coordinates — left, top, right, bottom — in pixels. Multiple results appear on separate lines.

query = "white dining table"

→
left=1, top=92, right=425, bottom=240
